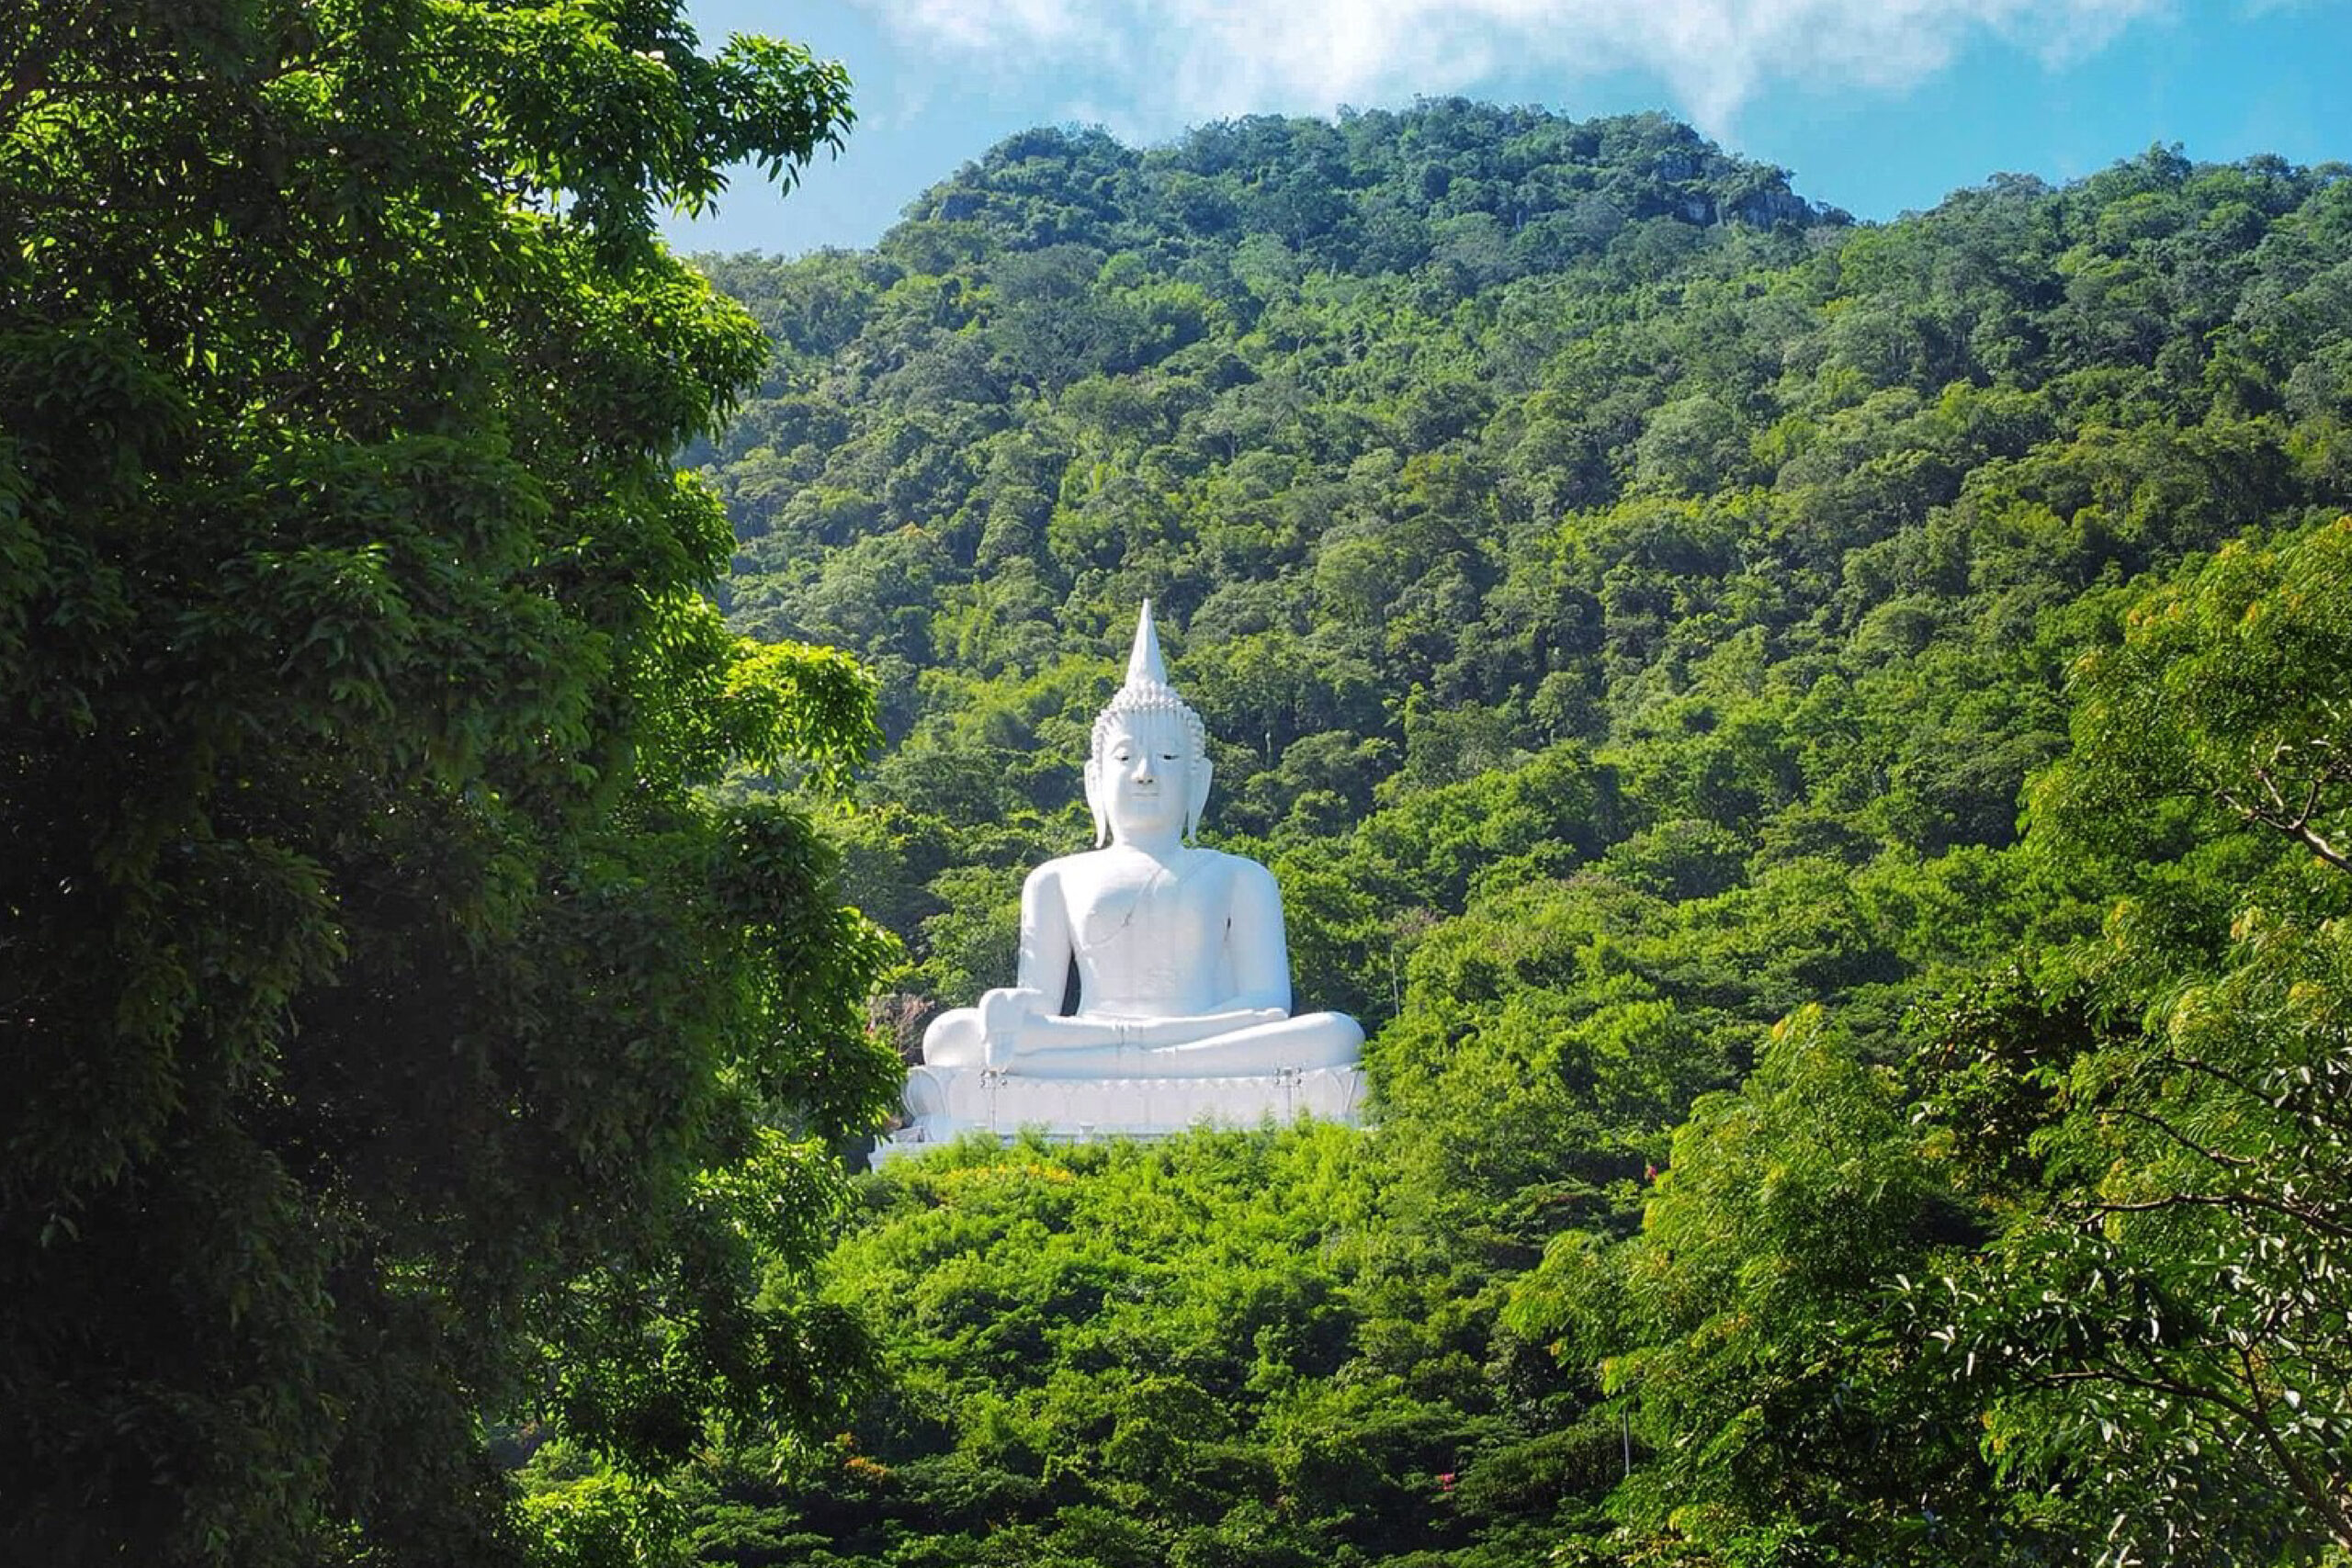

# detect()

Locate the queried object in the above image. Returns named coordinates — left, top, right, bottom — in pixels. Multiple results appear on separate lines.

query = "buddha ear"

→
left=1083, top=757, right=1109, bottom=846
left=1185, top=757, right=1212, bottom=842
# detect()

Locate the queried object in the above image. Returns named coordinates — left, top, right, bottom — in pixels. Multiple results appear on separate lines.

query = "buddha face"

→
left=1086, top=709, right=1212, bottom=846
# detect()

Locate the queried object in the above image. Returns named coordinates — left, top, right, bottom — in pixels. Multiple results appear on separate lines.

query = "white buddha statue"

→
left=891, top=604, right=1363, bottom=1147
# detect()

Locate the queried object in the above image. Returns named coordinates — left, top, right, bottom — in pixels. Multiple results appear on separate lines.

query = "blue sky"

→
left=662, top=1, right=2351, bottom=257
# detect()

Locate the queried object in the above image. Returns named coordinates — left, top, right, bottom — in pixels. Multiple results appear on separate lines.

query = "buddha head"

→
left=1085, top=602, right=1211, bottom=846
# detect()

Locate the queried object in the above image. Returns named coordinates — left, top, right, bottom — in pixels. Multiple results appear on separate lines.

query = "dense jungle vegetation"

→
left=2, top=5, right=899, bottom=1564
left=680, top=104, right=2352, bottom=1565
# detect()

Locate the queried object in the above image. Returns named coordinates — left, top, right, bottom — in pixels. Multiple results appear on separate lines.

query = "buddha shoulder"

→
left=1023, top=845, right=1273, bottom=893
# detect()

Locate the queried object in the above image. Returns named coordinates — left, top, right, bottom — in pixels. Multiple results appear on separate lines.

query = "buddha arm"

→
left=953, top=865, right=1073, bottom=1065
left=1012, top=863, right=1075, bottom=999
left=1213, top=858, right=1294, bottom=1014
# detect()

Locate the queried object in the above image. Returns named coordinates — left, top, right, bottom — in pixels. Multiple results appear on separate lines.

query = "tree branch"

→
left=2234, top=1341, right=2352, bottom=1548
left=2028, top=1364, right=2264, bottom=1427
left=2217, top=773, right=2352, bottom=875
left=2105, top=1103, right=2257, bottom=1170
left=2075, top=1188, right=2352, bottom=1243
left=2151, top=1051, right=2272, bottom=1106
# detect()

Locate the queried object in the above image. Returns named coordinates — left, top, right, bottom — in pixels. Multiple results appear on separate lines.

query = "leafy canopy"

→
left=0, top=3, right=895, bottom=1564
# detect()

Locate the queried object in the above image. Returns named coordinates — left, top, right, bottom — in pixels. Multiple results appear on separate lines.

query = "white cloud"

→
left=843, top=0, right=2171, bottom=137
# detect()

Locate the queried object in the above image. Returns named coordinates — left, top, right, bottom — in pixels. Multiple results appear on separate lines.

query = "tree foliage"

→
left=0, top=3, right=894, bottom=1563
left=1905, top=523, right=2352, bottom=1562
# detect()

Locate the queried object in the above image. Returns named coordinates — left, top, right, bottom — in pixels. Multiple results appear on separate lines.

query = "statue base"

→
left=868, top=1064, right=1369, bottom=1168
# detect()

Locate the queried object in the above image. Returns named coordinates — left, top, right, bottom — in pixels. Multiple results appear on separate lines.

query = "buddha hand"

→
left=977, top=986, right=1043, bottom=1069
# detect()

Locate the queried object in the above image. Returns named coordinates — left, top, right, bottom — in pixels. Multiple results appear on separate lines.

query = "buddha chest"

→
left=1063, top=850, right=1236, bottom=1013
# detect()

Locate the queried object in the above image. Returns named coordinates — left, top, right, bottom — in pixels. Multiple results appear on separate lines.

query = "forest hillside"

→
left=679, top=104, right=2352, bottom=1565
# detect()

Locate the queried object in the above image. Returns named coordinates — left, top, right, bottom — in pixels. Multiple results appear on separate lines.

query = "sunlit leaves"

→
left=2034, top=516, right=2352, bottom=877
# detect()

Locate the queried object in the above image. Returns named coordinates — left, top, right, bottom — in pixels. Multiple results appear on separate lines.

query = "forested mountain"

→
left=672, top=104, right=2352, bottom=1565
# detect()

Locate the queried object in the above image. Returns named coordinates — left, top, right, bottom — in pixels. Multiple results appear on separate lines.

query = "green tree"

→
left=1906, top=523, right=2352, bottom=1561
left=1512, top=1009, right=2001, bottom=1565
left=0, top=3, right=895, bottom=1563
left=1913, top=944, right=2352, bottom=1562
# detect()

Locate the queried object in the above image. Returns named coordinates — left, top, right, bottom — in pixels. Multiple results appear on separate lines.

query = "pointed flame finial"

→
left=1126, top=598, right=1169, bottom=687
